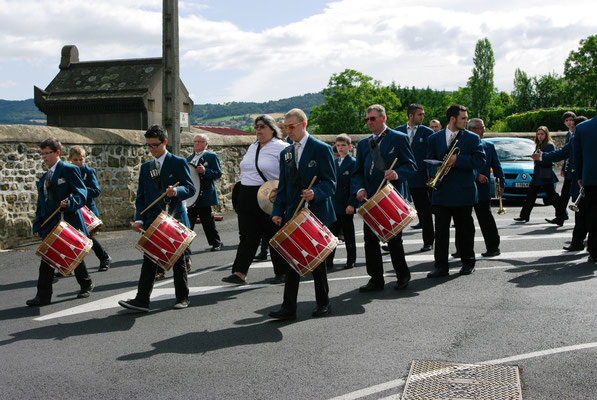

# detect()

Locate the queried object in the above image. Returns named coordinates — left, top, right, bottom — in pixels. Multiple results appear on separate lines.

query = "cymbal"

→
left=257, top=180, right=279, bottom=215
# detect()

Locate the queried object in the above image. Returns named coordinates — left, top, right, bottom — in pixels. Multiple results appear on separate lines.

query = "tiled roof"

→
left=193, top=126, right=253, bottom=136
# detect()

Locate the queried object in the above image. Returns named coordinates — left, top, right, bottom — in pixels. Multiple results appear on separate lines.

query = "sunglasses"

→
left=145, top=142, right=163, bottom=149
left=254, top=124, right=268, bottom=130
left=364, top=116, right=379, bottom=122
left=283, top=122, right=302, bottom=131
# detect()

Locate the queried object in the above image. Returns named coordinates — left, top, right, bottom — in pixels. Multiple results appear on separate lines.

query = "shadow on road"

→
left=504, top=253, right=596, bottom=287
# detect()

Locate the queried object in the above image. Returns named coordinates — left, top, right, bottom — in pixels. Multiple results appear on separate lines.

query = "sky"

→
left=0, top=0, right=596, bottom=104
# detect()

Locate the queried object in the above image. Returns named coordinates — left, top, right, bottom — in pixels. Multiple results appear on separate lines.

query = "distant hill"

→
left=0, top=92, right=326, bottom=126
left=0, top=99, right=46, bottom=125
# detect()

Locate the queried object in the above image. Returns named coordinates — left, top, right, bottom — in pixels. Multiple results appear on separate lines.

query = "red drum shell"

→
left=35, top=220, right=92, bottom=276
left=269, top=209, right=338, bottom=276
left=80, top=206, right=103, bottom=236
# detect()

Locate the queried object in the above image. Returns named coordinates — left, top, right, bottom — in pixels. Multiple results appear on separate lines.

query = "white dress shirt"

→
left=239, top=138, right=290, bottom=185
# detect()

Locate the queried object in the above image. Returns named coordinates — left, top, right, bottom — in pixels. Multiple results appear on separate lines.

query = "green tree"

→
left=533, top=72, right=566, bottom=109
left=564, top=34, right=597, bottom=107
left=512, top=68, right=534, bottom=112
left=467, top=38, right=495, bottom=122
left=309, top=69, right=402, bottom=134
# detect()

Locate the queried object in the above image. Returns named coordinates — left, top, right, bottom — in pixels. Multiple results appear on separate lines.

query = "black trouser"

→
left=231, top=185, right=286, bottom=276
left=326, top=214, right=356, bottom=267
left=36, top=259, right=91, bottom=300
left=282, top=258, right=329, bottom=313
left=434, top=205, right=475, bottom=271
left=554, top=178, right=571, bottom=221
left=474, top=200, right=500, bottom=251
left=90, top=236, right=109, bottom=261
left=187, top=205, right=221, bottom=247
left=363, top=222, right=409, bottom=286
left=583, top=186, right=597, bottom=258
left=410, top=187, right=434, bottom=246
left=570, top=193, right=588, bottom=247
left=135, top=255, right=188, bottom=306
left=519, top=184, right=559, bottom=220
left=258, top=236, right=268, bottom=256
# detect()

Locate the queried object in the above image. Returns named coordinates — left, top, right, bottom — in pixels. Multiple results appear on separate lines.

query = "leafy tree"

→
left=309, top=69, right=401, bottom=134
left=532, top=72, right=566, bottom=109
left=564, top=35, right=597, bottom=107
left=512, top=68, right=534, bottom=112
left=388, top=83, right=452, bottom=125
left=467, top=38, right=495, bottom=122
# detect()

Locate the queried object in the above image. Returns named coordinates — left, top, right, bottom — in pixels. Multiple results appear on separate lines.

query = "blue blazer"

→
left=333, top=155, right=358, bottom=215
left=427, top=129, right=486, bottom=206
left=272, top=135, right=337, bottom=226
left=33, top=160, right=88, bottom=238
left=542, top=137, right=581, bottom=197
left=351, top=128, right=417, bottom=201
left=186, top=151, right=221, bottom=208
left=395, top=124, right=434, bottom=188
left=532, top=142, right=558, bottom=186
left=476, top=140, right=504, bottom=202
left=136, top=152, right=196, bottom=229
left=79, top=165, right=101, bottom=216
left=574, top=115, right=597, bottom=187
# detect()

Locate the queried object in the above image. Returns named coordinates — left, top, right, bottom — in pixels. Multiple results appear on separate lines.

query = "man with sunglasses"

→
left=119, top=125, right=196, bottom=312
left=27, top=137, right=94, bottom=306
left=269, top=108, right=337, bottom=320
left=352, top=104, right=417, bottom=292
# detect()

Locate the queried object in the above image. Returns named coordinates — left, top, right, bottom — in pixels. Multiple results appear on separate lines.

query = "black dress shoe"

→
left=359, top=281, right=384, bottom=292
left=427, top=268, right=449, bottom=278
left=267, top=274, right=286, bottom=284
left=343, top=262, right=355, bottom=270
left=588, top=255, right=596, bottom=264
left=221, top=274, right=247, bottom=285
left=381, top=244, right=390, bottom=252
left=26, top=296, right=51, bottom=307
left=420, top=244, right=433, bottom=252
left=269, top=308, right=296, bottom=320
left=211, top=243, right=223, bottom=252
left=253, top=252, right=268, bottom=261
left=395, top=277, right=410, bottom=290
left=459, top=265, right=475, bottom=275
left=545, top=218, right=564, bottom=227
left=481, top=249, right=501, bottom=257
left=312, top=304, right=331, bottom=317
left=410, top=223, right=422, bottom=229
left=563, top=244, right=584, bottom=251
left=451, top=251, right=460, bottom=258
left=98, top=256, right=112, bottom=271
left=77, top=283, right=94, bottom=298
left=513, top=217, right=529, bottom=222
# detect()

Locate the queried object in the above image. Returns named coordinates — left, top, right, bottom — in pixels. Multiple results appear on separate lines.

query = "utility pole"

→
left=162, top=0, right=180, bottom=154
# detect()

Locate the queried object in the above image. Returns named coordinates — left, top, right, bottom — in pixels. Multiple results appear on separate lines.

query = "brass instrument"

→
left=427, top=143, right=460, bottom=190
left=495, top=177, right=506, bottom=215
left=569, top=187, right=584, bottom=213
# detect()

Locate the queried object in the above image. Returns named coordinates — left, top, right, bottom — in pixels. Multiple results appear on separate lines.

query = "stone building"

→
left=34, top=45, right=193, bottom=131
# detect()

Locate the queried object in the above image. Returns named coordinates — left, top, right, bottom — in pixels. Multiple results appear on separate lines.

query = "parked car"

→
left=485, top=137, right=554, bottom=200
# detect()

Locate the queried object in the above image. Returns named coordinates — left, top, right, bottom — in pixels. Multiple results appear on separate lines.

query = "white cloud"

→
left=0, top=80, right=17, bottom=88
left=0, top=0, right=596, bottom=102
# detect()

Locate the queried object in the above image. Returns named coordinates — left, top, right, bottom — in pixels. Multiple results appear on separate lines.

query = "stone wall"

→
left=0, top=125, right=565, bottom=249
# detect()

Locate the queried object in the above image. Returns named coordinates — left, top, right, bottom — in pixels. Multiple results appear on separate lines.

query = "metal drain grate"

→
left=402, top=360, right=522, bottom=399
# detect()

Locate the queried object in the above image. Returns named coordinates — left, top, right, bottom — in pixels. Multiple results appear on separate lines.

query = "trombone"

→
left=495, top=177, right=506, bottom=215
left=428, top=143, right=460, bottom=190
left=569, top=187, right=584, bottom=213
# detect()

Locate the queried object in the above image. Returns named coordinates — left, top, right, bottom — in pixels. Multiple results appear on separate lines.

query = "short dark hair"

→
left=40, top=137, right=62, bottom=152
left=407, top=103, right=424, bottom=117
left=335, top=133, right=352, bottom=145
left=254, top=114, right=281, bottom=139
left=145, top=124, right=168, bottom=141
left=446, top=104, right=467, bottom=121
left=574, top=116, right=588, bottom=126
left=562, top=111, right=576, bottom=121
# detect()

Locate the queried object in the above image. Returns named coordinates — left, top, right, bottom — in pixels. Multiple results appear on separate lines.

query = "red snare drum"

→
left=135, top=212, right=196, bottom=271
left=269, top=209, right=338, bottom=277
left=36, top=220, right=93, bottom=276
left=80, top=206, right=103, bottom=235
left=357, top=183, right=417, bottom=243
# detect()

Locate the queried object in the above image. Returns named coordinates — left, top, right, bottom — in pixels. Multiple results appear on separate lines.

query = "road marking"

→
left=328, top=341, right=597, bottom=399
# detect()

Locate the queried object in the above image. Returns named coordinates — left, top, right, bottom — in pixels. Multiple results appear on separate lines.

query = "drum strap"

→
left=369, top=129, right=387, bottom=175
left=254, top=142, right=267, bottom=183
left=285, top=146, right=303, bottom=190
left=149, top=161, right=162, bottom=193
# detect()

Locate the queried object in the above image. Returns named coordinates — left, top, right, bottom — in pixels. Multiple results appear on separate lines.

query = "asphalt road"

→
left=1, top=197, right=596, bottom=399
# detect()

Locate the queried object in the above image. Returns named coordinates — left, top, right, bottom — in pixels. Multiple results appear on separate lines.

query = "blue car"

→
left=486, top=137, right=553, bottom=200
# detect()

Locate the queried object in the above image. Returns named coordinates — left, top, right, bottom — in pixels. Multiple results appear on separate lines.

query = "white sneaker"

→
left=173, top=299, right=190, bottom=309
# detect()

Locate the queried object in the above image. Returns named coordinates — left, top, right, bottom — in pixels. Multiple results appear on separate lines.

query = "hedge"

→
left=492, top=108, right=596, bottom=132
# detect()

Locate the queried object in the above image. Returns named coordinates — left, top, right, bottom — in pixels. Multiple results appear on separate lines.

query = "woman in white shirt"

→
left=222, top=115, right=290, bottom=285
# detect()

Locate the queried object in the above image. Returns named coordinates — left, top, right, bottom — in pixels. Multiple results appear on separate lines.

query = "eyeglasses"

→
left=193, top=140, right=207, bottom=143
left=364, top=116, right=378, bottom=122
left=283, top=122, right=303, bottom=131
left=145, top=142, right=163, bottom=149
left=40, top=151, right=55, bottom=156
left=254, top=124, right=268, bottom=130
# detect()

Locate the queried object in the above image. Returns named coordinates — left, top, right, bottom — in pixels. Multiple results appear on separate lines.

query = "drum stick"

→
left=375, top=158, right=398, bottom=194
left=40, top=202, right=66, bottom=228
left=293, top=176, right=317, bottom=217
left=140, top=182, right=180, bottom=215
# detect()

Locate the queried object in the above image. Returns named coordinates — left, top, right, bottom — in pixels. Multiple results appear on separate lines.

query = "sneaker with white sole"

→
left=173, top=299, right=190, bottom=309
left=118, top=298, right=149, bottom=312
